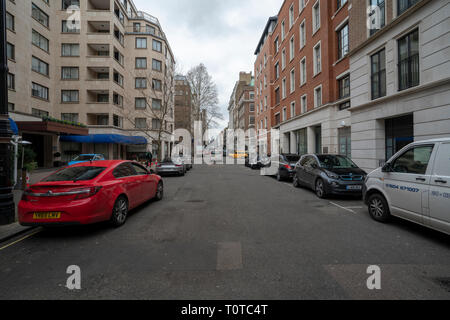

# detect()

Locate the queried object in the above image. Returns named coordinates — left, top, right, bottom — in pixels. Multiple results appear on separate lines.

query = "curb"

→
left=0, top=226, right=37, bottom=244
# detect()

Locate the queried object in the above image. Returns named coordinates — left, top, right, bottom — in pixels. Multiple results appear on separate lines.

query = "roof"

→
left=254, top=16, right=278, bottom=55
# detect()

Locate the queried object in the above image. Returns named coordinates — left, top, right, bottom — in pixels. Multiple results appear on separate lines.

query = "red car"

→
left=18, top=161, right=163, bottom=227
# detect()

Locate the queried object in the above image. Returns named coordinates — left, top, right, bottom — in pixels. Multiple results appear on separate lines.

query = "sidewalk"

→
left=0, top=168, right=57, bottom=243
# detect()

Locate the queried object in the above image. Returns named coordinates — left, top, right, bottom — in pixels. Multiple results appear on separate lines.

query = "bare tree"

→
left=120, top=62, right=175, bottom=162
left=186, top=64, right=223, bottom=135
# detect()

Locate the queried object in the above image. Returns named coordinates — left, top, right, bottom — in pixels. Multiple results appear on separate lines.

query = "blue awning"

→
left=9, top=118, right=18, bottom=135
left=60, top=134, right=148, bottom=145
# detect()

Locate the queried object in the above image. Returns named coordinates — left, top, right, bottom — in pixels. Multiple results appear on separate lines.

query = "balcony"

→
left=87, top=21, right=110, bottom=36
left=87, top=0, right=110, bottom=11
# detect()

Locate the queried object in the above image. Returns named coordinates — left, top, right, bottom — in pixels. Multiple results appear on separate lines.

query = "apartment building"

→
left=255, top=0, right=352, bottom=158
left=254, top=16, right=277, bottom=155
left=348, top=0, right=450, bottom=171
left=236, top=83, right=255, bottom=132
left=227, top=71, right=253, bottom=131
left=6, top=0, right=175, bottom=167
left=174, top=75, right=193, bottom=134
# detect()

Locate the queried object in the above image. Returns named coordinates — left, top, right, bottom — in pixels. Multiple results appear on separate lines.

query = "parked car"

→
left=18, top=161, right=163, bottom=227
left=364, top=138, right=450, bottom=235
left=275, top=154, right=302, bottom=181
left=293, top=154, right=367, bottom=198
left=68, top=154, right=105, bottom=166
left=156, top=158, right=186, bottom=176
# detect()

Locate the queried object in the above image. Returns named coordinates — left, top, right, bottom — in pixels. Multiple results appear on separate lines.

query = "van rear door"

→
left=428, top=142, right=450, bottom=234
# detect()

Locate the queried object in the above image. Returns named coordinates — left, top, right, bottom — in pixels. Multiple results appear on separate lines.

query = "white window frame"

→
left=300, top=57, right=307, bottom=85
left=282, top=48, right=286, bottom=70
left=282, top=77, right=287, bottom=99
left=282, top=107, right=287, bottom=122
left=314, top=85, right=322, bottom=108
left=290, top=35, right=295, bottom=61
left=301, top=94, right=307, bottom=113
left=312, top=0, right=321, bottom=35
left=299, top=0, right=305, bottom=13
left=313, top=41, right=321, bottom=76
left=281, top=20, right=286, bottom=41
left=300, top=19, right=306, bottom=49
left=290, top=68, right=296, bottom=93
left=290, top=101, right=296, bottom=118
left=289, top=4, right=295, bottom=29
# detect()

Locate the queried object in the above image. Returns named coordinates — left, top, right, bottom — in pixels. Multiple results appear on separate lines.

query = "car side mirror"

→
left=382, top=163, right=393, bottom=173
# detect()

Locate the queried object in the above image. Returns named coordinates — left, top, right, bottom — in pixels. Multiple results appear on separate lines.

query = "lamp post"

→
left=0, top=0, right=15, bottom=225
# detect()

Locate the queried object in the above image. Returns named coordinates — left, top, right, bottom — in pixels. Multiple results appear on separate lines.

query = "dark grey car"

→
left=293, top=154, right=367, bottom=198
left=275, top=154, right=302, bottom=181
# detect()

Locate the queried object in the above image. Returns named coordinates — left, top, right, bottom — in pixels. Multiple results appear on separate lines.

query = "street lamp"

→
left=0, top=0, right=15, bottom=225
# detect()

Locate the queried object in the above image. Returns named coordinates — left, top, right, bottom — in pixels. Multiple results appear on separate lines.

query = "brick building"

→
left=254, top=0, right=352, bottom=157
left=174, top=75, right=193, bottom=134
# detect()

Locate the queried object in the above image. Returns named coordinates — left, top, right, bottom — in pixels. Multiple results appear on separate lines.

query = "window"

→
left=282, top=78, right=286, bottom=99
left=369, top=0, right=385, bottom=35
left=300, top=20, right=306, bottom=49
left=136, top=57, right=147, bottom=69
left=62, top=20, right=80, bottom=33
left=32, top=56, right=49, bottom=76
left=249, top=103, right=255, bottom=112
left=275, top=87, right=280, bottom=105
left=338, top=74, right=350, bottom=99
left=7, top=43, right=15, bottom=60
left=152, top=99, right=162, bottom=110
left=391, top=145, right=433, bottom=175
left=275, top=113, right=281, bottom=125
left=32, top=30, right=49, bottom=52
left=301, top=95, right=307, bottom=113
left=152, top=79, right=162, bottom=91
left=146, top=25, right=156, bottom=34
left=282, top=107, right=287, bottom=122
left=113, top=115, right=123, bottom=128
left=61, top=113, right=79, bottom=123
left=113, top=163, right=136, bottom=178
left=113, top=93, right=123, bottom=106
left=299, top=0, right=305, bottom=12
left=7, top=73, right=14, bottom=90
left=398, top=29, right=419, bottom=91
left=289, top=4, right=295, bottom=29
left=61, top=90, right=79, bottom=103
left=62, top=1, right=80, bottom=9
left=152, top=59, right=162, bottom=71
left=152, top=39, right=162, bottom=52
left=300, top=57, right=307, bottom=85
left=289, top=36, right=295, bottom=61
left=152, top=119, right=161, bottom=130
left=135, top=118, right=147, bottom=129
left=275, top=62, right=280, bottom=79
left=313, top=42, right=321, bottom=75
left=8, top=103, right=14, bottom=112
left=62, top=43, right=79, bottom=56
left=398, top=0, right=420, bottom=16
left=290, top=68, right=295, bottom=93
left=337, top=23, right=349, bottom=59
left=371, top=49, right=386, bottom=99
left=312, top=1, right=321, bottom=33
left=282, top=48, right=286, bottom=70
left=135, top=98, right=147, bottom=109
left=113, top=71, right=123, bottom=86
left=32, top=108, right=49, bottom=118
left=314, top=86, right=322, bottom=108
left=6, top=12, right=14, bottom=31
left=281, top=21, right=285, bottom=40
left=290, top=101, right=296, bottom=118
left=133, top=23, right=141, bottom=32
left=136, top=38, right=147, bottom=49
left=135, top=78, right=147, bottom=89
left=274, top=37, right=279, bottom=54
left=32, top=3, right=49, bottom=28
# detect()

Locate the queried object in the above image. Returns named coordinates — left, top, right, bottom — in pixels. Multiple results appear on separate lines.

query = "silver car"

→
left=156, top=158, right=186, bottom=176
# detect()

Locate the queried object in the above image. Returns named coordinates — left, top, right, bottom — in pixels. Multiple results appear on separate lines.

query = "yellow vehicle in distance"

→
left=229, top=151, right=248, bottom=159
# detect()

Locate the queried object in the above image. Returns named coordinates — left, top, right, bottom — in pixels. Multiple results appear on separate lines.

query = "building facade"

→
left=227, top=71, right=253, bottom=131
left=6, top=0, right=175, bottom=167
left=348, top=0, right=450, bottom=171
left=174, top=75, right=193, bottom=134
left=255, top=0, right=352, bottom=158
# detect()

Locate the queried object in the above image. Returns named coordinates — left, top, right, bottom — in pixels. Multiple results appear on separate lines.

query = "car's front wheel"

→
left=110, top=196, right=128, bottom=227
left=368, top=193, right=391, bottom=222
left=155, top=182, right=163, bottom=201
left=315, top=179, right=327, bottom=199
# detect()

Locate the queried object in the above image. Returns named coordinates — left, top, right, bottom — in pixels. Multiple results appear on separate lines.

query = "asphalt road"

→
left=0, top=164, right=449, bottom=299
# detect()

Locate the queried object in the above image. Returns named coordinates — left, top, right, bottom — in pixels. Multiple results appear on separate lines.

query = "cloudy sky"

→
left=134, top=0, right=282, bottom=133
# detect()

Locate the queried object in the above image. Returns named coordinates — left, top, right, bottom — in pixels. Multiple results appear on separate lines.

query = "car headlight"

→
left=325, top=171, right=339, bottom=180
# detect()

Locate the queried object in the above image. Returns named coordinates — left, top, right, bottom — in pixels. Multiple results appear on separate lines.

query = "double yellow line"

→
left=0, top=229, right=42, bottom=251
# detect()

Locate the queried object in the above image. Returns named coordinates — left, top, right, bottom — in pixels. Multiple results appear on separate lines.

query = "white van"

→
left=364, top=138, right=450, bottom=235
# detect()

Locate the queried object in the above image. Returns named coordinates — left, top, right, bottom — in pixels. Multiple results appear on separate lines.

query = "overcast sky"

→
left=134, top=0, right=282, bottom=134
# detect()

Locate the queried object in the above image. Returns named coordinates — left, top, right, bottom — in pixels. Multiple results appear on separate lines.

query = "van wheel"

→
left=110, top=196, right=128, bottom=227
left=368, top=193, right=391, bottom=222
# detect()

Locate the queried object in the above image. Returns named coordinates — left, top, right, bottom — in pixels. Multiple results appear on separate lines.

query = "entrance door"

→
left=385, top=114, right=414, bottom=160
left=296, top=128, right=307, bottom=156
left=339, top=127, right=351, bottom=158
left=314, top=126, right=322, bottom=154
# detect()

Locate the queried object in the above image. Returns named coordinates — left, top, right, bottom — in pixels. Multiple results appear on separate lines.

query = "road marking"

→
left=0, top=229, right=42, bottom=251
left=217, top=242, right=243, bottom=271
left=329, top=202, right=357, bottom=214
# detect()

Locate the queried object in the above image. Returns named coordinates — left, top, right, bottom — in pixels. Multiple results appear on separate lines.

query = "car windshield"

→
left=73, top=155, right=95, bottom=161
left=317, top=155, right=358, bottom=169
left=285, top=155, right=301, bottom=162
left=42, top=167, right=106, bottom=182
